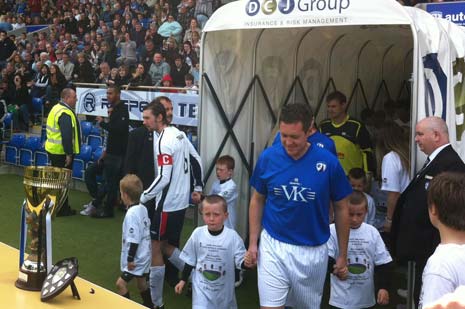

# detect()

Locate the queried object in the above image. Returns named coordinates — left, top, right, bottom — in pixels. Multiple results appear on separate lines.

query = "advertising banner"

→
left=76, top=87, right=199, bottom=127
left=418, top=1, right=465, bottom=26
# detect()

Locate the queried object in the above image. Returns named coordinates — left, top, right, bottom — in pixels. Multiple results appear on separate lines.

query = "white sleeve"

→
left=125, top=212, right=141, bottom=244
left=373, top=229, right=392, bottom=266
left=233, top=232, right=246, bottom=269
left=381, top=152, right=403, bottom=192
left=180, top=230, right=198, bottom=266
left=217, top=182, right=237, bottom=201
left=365, top=194, right=376, bottom=226
left=140, top=132, right=173, bottom=204
left=327, top=224, right=338, bottom=259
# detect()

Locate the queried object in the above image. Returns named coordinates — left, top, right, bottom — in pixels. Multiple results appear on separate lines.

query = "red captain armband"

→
left=158, top=154, right=173, bottom=166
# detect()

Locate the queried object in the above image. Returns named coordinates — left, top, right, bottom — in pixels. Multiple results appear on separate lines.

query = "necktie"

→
left=416, top=157, right=430, bottom=177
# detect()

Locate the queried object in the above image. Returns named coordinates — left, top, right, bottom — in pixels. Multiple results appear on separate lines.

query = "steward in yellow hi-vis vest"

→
left=45, top=88, right=81, bottom=216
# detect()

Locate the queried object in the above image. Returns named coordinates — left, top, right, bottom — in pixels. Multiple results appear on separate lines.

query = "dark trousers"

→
left=48, top=152, right=73, bottom=212
left=84, top=160, right=105, bottom=202
left=96, top=154, right=123, bottom=215
left=414, top=258, right=428, bottom=307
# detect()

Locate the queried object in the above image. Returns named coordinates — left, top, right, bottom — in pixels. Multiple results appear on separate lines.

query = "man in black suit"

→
left=391, top=116, right=465, bottom=306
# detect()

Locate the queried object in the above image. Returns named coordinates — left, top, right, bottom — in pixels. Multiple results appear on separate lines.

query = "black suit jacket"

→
left=391, top=145, right=465, bottom=262
left=124, top=126, right=154, bottom=189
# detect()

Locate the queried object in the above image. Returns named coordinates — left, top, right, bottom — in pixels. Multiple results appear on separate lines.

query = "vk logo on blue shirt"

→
left=274, top=178, right=316, bottom=202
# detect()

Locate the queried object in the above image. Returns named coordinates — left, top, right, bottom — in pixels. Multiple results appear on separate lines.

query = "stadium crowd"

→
left=0, top=0, right=218, bottom=131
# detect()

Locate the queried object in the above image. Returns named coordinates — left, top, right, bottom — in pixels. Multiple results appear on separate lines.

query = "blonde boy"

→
left=116, top=174, right=152, bottom=308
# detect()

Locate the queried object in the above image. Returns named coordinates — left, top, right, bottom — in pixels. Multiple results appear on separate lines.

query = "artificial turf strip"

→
left=0, top=174, right=259, bottom=308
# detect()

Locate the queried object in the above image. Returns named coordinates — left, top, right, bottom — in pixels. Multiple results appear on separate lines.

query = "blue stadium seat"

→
left=34, top=151, right=49, bottom=166
left=92, top=146, right=103, bottom=162
left=32, top=97, right=43, bottom=113
left=76, top=144, right=92, bottom=162
left=19, top=136, right=42, bottom=166
left=72, top=158, right=85, bottom=180
left=90, top=126, right=101, bottom=136
left=87, top=134, right=103, bottom=151
left=5, top=134, right=26, bottom=165
left=80, top=121, right=93, bottom=140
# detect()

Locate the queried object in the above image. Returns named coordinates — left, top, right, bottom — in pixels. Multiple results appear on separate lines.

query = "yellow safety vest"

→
left=45, top=104, right=80, bottom=155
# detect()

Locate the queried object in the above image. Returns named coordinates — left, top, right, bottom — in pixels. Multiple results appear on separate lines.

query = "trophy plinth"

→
left=16, top=166, right=71, bottom=291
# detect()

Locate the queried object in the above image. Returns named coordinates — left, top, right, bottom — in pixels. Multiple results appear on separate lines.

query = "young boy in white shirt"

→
left=419, top=172, right=465, bottom=308
left=116, top=174, right=153, bottom=308
left=174, top=195, right=246, bottom=309
left=348, top=168, right=376, bottom=226
left=328, top=190, right=392, bottom=309
left=209, top=155, right=238, bottom=230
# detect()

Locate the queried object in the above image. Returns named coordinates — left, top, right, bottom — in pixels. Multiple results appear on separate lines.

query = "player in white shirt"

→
left=419, top=172, right=465, bottom=308
left=328, top=191, right=392, bottom=309
left=140, top=101, right=203, bottom=309
left=116, top=175, right=153, bottom=308
left=175, top=195, right=246, bottom=309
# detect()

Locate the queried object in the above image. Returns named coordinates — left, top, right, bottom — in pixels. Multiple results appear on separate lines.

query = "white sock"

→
left=168, top=248, right=185, bottom=271
left=149, top=265, right=165, bottom=307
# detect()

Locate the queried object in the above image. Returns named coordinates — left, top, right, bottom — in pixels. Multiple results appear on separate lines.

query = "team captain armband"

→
left=158, top=154, right=173, bottom=166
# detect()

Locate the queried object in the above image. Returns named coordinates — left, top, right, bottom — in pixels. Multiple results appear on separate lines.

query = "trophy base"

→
left=15, top=269, right=46, bottom=291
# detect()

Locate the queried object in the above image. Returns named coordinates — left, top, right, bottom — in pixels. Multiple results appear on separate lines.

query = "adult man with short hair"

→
left=58, top=52, right=75, bottom=82
left=45, top=88, right=82, bottom=216
left=246, top=103, right=352, bottom=309
left=320, top=91, right=375, bottom=175
left=91, top=85, right=129, bottom=218
left=140, top=101, right=202, bottom=308
left=148, top=53, right=170, bottom=86
left=391, top=116, right=465, bottom=305
left=0, top=30, right=16, bottom=70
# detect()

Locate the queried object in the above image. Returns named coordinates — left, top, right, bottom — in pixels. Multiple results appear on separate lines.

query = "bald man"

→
left=391, top=116, right=465, bottom=306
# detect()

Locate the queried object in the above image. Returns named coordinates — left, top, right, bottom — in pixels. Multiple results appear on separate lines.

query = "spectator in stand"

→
left=184, top=73, right=198, bottom=94
left=130, top=22, right=146, bottom=49
left=183, top=18, right=201, bottom=43
left=117, top=65, right=131, bottom=86
left=181, top=41, right=198, bottom=68
left=129, top=63, right=152, bottom=87
left=190, top=62, right=200, bottom=86
left=90, top=42, right=103, bottom=69
left=9, top=74, right=31, bottom=131
left=162, top=37, right=179, bottom=68
left=72, top=53, right=95, bottom=83
left=96, top=62, right=111, bottom=84
left=116, top=32, right=137, bottom=68
left=30, top=64, right=49, bottom=98
left=177, top=0, right=196, bottom=30
left=145, top=23, right=164, bottom=51
left=149, top=52, right=170, bottom=86
left=100, top=41, right=116, bottom=69
left=160, top=74, right=177, bottom=93
left=190, top=30, right=201, bottom=56
left=108, top=68, right=119, bottom=86
left=140, top=39, right=157, bottom=71
left=58, top=52, right=75, bottom=83
left=195, top=0, right=215, bottom=29
left=0, top=30, right=17, bottom=70
left=170, top=55, right=189, bottom=87
left=45, top=64, right=67, bottom=109
left=158, top=15, right=183, bottom=44
left=54, top=49, right=63, bottom=65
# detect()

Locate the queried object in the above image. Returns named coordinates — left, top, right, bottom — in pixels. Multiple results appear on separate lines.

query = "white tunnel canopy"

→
left=199, top=0, right=465, bottom=235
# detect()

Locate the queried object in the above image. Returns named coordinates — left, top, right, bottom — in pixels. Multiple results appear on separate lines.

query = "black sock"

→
left=123, top=291, right=130, bottom=299
left=140, top=289, right=154, bottom=308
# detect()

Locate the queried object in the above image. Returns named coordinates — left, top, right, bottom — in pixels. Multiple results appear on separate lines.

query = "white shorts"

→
left=258, top=229, right=328, bottom=308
